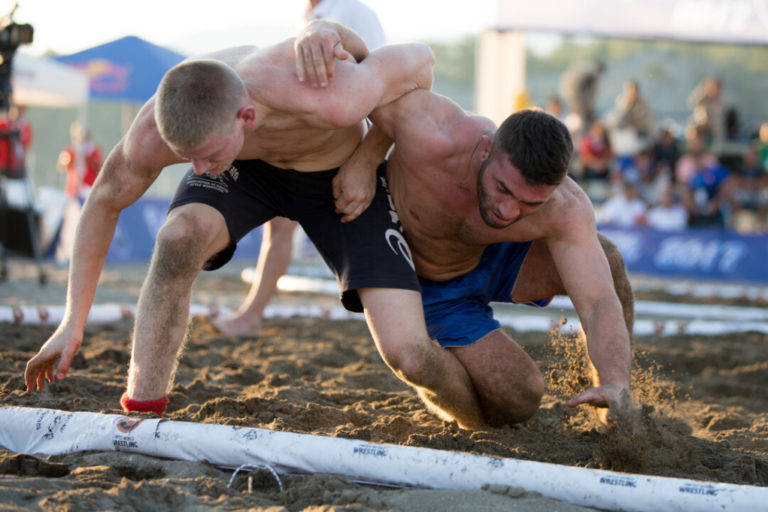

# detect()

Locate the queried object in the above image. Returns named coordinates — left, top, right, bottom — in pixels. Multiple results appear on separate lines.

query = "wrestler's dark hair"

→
left=490, top=109, right=573, bottom=186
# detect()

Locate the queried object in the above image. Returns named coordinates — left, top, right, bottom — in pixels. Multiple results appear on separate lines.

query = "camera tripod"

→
left=0, top=118, right=47, bottom=285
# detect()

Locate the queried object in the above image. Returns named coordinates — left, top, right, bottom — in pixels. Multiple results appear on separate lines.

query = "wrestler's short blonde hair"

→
left=155, top=59, right=248, bottom=149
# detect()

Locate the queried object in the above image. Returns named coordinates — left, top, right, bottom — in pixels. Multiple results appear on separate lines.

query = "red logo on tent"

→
left=74, top=59, right=130, bottom=94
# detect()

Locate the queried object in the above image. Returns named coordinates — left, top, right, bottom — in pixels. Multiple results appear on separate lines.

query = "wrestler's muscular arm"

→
left=313, top=43, right=435, bottom=219
left=25, top=101, right=182, bottom=392
left=545, top=191, right=632, bottom=410
left=333, top=90, right=456, bottom=221
left=370, top=90, right=465, bottom=150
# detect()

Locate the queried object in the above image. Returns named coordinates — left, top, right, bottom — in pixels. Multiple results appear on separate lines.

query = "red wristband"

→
left=120, top=391, right=170, bottom=417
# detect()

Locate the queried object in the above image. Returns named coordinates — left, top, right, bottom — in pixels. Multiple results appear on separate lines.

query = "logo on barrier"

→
left=353, top=445, right=387, bottom=457
left=242, top=430, right=259, bottom=441
left=117, top=417, right=144, bottom=433
left=38, top=413, right=72, bottom=440
left=487, top=458, right=504, bottom=469
left=655, top=237, right=747, bottom=275
left=602, top=230, right=643, bottom=264
left=113, top=435, right=139, bottom=449
left=679, top=483, right=718, bottom=496
left=599, top=476, right=637, bottom=488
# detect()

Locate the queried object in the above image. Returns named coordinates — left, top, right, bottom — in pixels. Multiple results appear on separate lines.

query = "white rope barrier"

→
left=0, top=406, right=765, bottom=512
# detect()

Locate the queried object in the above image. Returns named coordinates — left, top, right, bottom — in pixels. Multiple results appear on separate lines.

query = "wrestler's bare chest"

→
left=239, top=122, right=362, bottom=171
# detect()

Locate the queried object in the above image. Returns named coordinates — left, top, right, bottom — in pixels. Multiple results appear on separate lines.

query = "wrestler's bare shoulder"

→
left=548, top=177, right=593, bottom=212
left=535, top=177, right=596, bottom=234
left=194, top=44, right=276, bottom=68
left=399, top=103, right=494, bottom=173
left=122, top=100, right=182, bottom=171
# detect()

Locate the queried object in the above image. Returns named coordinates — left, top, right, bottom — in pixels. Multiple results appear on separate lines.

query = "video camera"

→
left=0, top=3, right=33, bottom=111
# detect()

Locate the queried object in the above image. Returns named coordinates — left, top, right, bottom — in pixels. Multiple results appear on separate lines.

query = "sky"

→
left=8, top=0, right=502, bottom=57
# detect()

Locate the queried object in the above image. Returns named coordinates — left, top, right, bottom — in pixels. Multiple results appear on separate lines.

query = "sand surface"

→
left=1, top=257, right=767, bottom=511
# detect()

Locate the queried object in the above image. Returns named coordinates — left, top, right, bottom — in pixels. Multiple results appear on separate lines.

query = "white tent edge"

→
left=11, top=52, right=89, bottom=108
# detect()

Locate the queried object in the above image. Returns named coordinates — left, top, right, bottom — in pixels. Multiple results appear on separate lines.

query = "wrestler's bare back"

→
left=197, top=43, right=367, bottom=171
left=383, top=93, right=591, bottom=281
left=127, top=42, right=369, bottom=178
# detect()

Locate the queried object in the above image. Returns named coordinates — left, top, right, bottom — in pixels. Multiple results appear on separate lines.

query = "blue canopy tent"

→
left=50, top=36, right=205, bottom=263
left=55, top=35, right=186, bottom=103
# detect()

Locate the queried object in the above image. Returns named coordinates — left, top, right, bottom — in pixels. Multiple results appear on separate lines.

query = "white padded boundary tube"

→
left=0, top=304, right=224, bottom=326
left=0, top=406, right=766, bottom=512
left=2, top=302, right=768, bottom=336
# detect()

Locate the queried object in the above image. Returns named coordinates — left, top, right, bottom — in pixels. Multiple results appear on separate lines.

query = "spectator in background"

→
left=687, top=75, right=725, bottom=151
left=302, top=0, right=385, bottom=49
left=651, top=126, right=680, bottom=184
left=559, top=60, right=605, bottom=134
left=645, top=183, right=688, bottom=231
left=55, top=121, right=103, bottom=265
left=730, top=144, right=767, bottom=232
left=597, top=179, right=647, bottom=228
left=0, top=103, right=33, bottom=179
left=759, top=122, right=768, bottom=172
left=577, top=119, right=613, bottom=202
left=675, top=125, right=716, bottom=186
left=57, top=121, right=103, bottom=201
left=545, top=95, right=566, bottom=122
left=605, top=79, right=654, bottom=172
left=682, top=149, right=732, bottom=228
left=212, top=0, right=387, bottom=337
left=617, top=149, right=658, bottom=203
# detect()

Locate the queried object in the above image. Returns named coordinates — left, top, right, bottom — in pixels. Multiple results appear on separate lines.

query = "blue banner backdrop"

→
left=106, top=197, right=262, bottom=264
left=106, top=199, right=768, bottom=284
left=599, top=225, right=768, bottom=284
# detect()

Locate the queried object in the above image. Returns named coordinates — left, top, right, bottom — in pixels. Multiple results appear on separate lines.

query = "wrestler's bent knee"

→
left=378, top=338, right=436, bottom=388
left=484, top=371, right=544, bottom=426
left=153, top=219, right=211, bottom=275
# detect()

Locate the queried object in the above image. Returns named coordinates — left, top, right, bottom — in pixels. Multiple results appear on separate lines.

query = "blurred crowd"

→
left=552, top=63, right=768, bottom=234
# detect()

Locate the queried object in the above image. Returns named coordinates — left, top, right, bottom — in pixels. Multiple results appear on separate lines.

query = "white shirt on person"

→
left=302, top=0, right=387, bottom=50
left=646, top=204, right=688, bottom=231
left=598, top=193, right=648, bottom=228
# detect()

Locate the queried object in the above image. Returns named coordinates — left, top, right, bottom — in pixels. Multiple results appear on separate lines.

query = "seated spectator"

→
left=652, top=126, right=681, bottom=182
left=675, top=125, right=717, bottom=186
left=578, top=119, right=614, bottom=202
left=730, top=144, right=767, bottom=232
left=645, top=184, right=688, bottom=231
left=597, top=179, right=647, bottom=228
left=682, top=150, right=732, bottom=228
left=615, top=149, right=660, bottom=203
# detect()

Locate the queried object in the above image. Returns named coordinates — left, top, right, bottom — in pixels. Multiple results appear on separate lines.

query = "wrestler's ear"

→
left=479, top=135, right=492, bottom=161
left=237, top=105, right=258, bottom=130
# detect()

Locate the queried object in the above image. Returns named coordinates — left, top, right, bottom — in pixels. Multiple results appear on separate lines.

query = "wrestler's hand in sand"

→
left=566, top=385, right=635, bottom=425
left=295, top=20, right=367, bottom=87
left=25, top=327, right=82, bottom=392
left=333, top=125, right=393, bottom=222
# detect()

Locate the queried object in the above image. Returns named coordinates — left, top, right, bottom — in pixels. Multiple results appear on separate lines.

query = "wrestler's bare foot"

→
left=209, top=311, right=262, bottom=338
